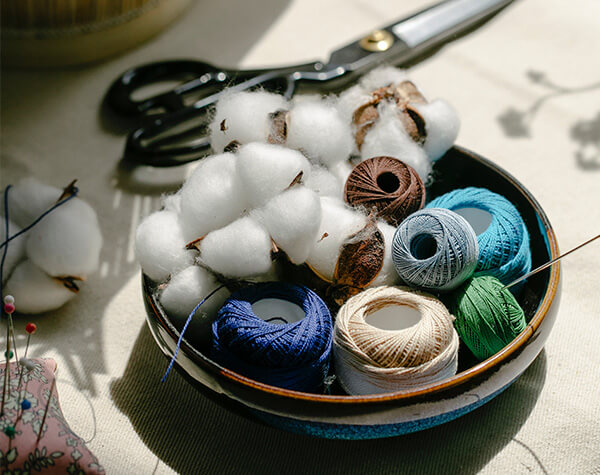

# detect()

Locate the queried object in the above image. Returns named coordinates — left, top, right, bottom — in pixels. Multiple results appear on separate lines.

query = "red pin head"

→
left=3, top=295, right=15, bottom=314
left=25, top=323, right=37, bottom=334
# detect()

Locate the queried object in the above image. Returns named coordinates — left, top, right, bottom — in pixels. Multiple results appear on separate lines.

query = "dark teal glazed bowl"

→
left=142, top=146, right=560, bottom=439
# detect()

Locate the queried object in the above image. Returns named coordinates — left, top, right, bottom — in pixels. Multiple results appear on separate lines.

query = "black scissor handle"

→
left=105, top=60, right=230, bottom=117
left=106, top=59, right=310, bottom=120
left=123, top=71, right=295, bottom=166
left=122, top=63, right=325, bottom=167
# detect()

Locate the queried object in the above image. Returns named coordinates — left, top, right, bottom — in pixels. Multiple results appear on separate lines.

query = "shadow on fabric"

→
left=496, top=70, right=600, bottom=172
left=0, top=0, right=291, bottom=395
left=111, top=325, right=547, bottom=474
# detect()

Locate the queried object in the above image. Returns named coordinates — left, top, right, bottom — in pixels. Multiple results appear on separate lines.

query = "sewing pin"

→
left=503, top=233, right=600, bottom=291
left=36, top=375, right=56, bottom=444
left=15, top=323, right=37, bottom=423
left=1, top=295, right=16, bottom=416
left=16, top=323, right=36, bottom=393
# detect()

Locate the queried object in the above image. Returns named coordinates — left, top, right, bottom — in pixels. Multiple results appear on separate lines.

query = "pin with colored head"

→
left=4, top=294, right=16, bottom=315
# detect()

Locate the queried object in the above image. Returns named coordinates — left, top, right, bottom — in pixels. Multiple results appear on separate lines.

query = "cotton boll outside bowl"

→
left=142, top=146, right=560, bottom=439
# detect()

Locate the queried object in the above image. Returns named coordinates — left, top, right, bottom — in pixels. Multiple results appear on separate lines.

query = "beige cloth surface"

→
left=1, top=0, right=599, bottom=473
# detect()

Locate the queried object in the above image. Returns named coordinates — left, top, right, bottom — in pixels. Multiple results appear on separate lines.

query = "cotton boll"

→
left=237, top=142, right=311, bottom=208
left=329, top=160, right=354, bottom=185
left=359, top=66, right=410, bottom=91
left=0, top=218, right=27, bottom=284
left=161, top=190, right=182, bottom=213
left=360, top=103, right=432, bottom=181
left=414, top=99, right=460, bottom=161
left=286, top=100, right=353, bottom=166
left=199, top=216, right=273, bottom=278
left=306, top=197, right=367, bottom=281
left=304, top=166, right=343, bottom=198
left=160, top=265, right=230, bottom=346
left=4, top=177, right=61, bottom=228
left=179, top=153, right=247, bottom=241
left=4, top=260, right=75, bottom=314
left=336, top=84, right=371, bottom=125
left=135, top=210, right=195, bottom=282
left=209, top=90, right=289, bottom=153
left=160, top=266, right=229, bottom=320
left=26, top=198, right=103, bottom=278
left=369, top=221, right=401, bottom=287
left=253, top=186, right=321, bottom=264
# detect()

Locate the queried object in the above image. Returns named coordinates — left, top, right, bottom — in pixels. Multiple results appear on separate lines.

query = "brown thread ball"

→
left=344, top=156, right=425, bottom=226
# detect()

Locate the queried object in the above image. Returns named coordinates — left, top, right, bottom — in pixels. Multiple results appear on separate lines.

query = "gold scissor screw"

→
left=359, top=30, right=394, bottom=52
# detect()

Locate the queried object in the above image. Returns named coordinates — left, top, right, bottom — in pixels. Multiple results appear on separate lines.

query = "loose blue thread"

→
left=161, top=284, right=227, bottom=383
left=0, top=190, right=79, bottom=251
left=0, top=186, right=12, bottom=300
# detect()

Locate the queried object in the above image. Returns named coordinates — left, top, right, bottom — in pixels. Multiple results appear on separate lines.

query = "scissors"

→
left=106, top=0, right=512, bottom=167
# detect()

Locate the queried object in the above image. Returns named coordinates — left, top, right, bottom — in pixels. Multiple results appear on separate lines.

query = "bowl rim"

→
left=144, top=145, right=560, bottom=404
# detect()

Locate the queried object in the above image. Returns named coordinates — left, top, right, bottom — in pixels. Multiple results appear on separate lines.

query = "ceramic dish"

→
left=143, top=145, right=560, bottom=440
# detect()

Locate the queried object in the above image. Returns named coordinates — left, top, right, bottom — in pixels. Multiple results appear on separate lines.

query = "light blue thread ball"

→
left=427, top=187, right=532, bottom=286
left=391, top=208, right=479, bottom=291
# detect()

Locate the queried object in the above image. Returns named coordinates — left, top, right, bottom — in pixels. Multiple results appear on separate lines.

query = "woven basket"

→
left=1, top=0, right=192, bottom=67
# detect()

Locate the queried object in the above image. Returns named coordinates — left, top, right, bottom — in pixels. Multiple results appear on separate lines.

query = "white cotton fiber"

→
left=369, top=221, right=401, bottom=287
left=26, top=197, right=103, bottom=278
left=236, top=142, right=311, bottom=208
left=360, top=103, right=432, bottom=181
left=0, top=218, right=26, bottom=284
left=336, top=67, right=410, bottom=125
left=253, top=186, right=321, bottom=264
left=160, top=265, right=230, bottom=348
left=304, top=166, right=343, bottom=199
left=199, top=216, right=273, bottom=278
left=286, top=100, right=353, bottom=166
left=306, top=197, right=367, bottom=281
left=4, top=177, right=61, bottom=228
left=179, top=152, right=248, bottom=241
left=329, top=160, right=354, bottom=185
left=336, top=83, right=372, bottom=127
left=209, top=90, right=289, bottom=153
left=161, top=190, right=182, bottom=214
left=359, top=66, right=410, bottom=92
left=4, top=260, right=76, bottom=314
left=135, top=210, right=195, bottom=282
left=160, top=265, right=229, bottom=321
left=414, top=99, right=460, bottom=161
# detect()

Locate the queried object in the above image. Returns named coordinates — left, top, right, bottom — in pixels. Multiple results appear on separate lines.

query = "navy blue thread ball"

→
left=211, top=282, right=333, bottom=393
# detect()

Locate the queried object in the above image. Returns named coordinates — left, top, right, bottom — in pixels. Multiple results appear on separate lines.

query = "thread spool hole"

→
left=252, top=299, right=305, bottom=325
left=454, top=208, right=492, bottom=235
left=377, top=172, right=400, bottom=193
left=367, top=305, right=421, bottom=331
left=410, top=233, right=437, bottom=260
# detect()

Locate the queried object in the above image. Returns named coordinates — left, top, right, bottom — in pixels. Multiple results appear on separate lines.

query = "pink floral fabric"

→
left=0, top=358, right=103, bottom=473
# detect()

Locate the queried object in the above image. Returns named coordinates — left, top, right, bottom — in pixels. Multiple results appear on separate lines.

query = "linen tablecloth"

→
left=2, top=0, right=599, bottom=472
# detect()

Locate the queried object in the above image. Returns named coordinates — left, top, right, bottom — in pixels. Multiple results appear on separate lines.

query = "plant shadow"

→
left=111, top=324, right=547, bottom=474
left=496, top=70, right=600, bottom=172
left=571, top=111, right=600, bottom=171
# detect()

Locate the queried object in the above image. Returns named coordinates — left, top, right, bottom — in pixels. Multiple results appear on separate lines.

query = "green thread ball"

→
left=448, top=275, right=526, bottom=361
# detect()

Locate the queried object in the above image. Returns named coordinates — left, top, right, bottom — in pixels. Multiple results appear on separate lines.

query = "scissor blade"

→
left=325, top=0, right=512, bottom=75
left=390, top=0, right=512, bottom=48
